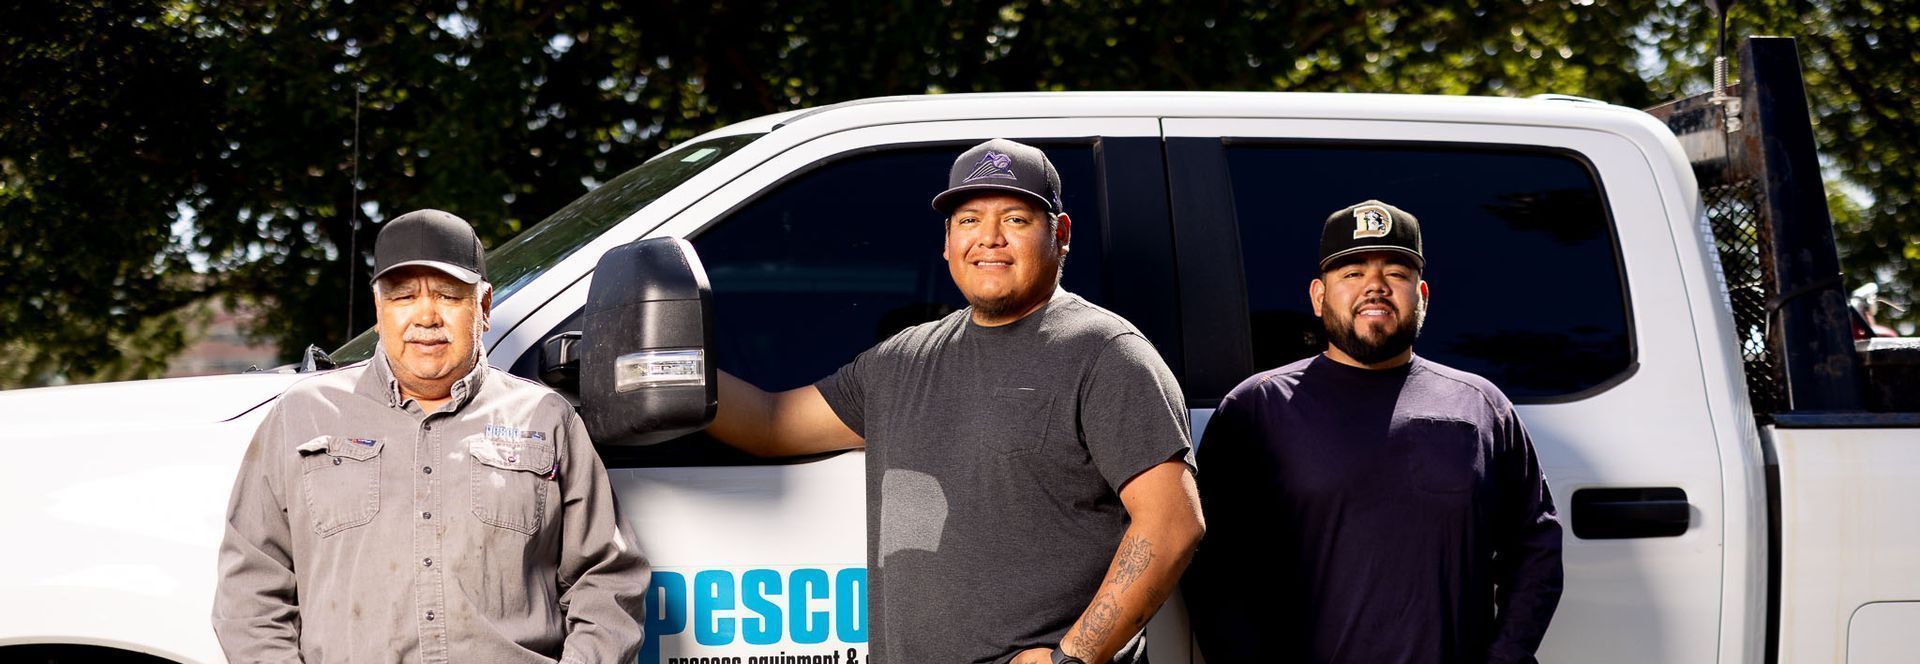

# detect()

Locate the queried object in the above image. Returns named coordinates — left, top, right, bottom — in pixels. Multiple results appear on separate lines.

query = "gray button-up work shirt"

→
left=213, top=351, right=649, bottom=663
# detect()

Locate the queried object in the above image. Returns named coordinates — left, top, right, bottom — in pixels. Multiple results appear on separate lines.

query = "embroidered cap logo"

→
left=963, top=151, right=1018, bottom=182
left=1352, top=205, right=1393, bottom=239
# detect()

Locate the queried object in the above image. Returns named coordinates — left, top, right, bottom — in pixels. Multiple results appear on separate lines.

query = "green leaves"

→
left=2, top=0, right=1914, bottom=388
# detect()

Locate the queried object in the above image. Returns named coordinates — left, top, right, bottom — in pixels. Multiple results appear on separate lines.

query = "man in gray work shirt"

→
left=213, top=209, right=650, bottom=663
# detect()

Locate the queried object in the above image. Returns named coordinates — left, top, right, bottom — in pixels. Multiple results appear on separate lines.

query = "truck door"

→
left=497, top=118, right=1189, bottom=663
left=1162, top=117, right=1727, bottom=663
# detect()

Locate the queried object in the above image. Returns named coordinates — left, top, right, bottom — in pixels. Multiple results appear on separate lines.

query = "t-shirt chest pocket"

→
left=467, top=435, right=557, bottom=535
left=986, top=386, right=1054, bottom=458
left=1394, top=417, right=1484, bottom=494
left=296, top=436, right=384, bottom=537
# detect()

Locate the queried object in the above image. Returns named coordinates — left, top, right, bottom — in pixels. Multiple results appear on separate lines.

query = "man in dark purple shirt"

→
left=1184, top=200, right=1563, bottom=663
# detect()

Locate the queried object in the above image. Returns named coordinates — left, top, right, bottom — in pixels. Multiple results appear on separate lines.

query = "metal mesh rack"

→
left=1700, top=177, right=1786, bottom=414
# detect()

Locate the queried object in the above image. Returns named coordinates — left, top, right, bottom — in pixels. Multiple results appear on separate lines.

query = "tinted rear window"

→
left=1226, top=142, right=1632, bottom=400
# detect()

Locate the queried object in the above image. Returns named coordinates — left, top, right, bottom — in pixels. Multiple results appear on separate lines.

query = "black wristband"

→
left=1050, top=648, right=1086, bottom=664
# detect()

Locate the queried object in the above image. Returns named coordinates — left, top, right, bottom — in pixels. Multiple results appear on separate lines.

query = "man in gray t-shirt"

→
left=709, top=139, right=1203, bottom=664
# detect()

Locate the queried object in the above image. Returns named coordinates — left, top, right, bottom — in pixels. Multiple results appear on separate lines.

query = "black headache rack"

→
left=1644, top=36, right=1920, bottom=422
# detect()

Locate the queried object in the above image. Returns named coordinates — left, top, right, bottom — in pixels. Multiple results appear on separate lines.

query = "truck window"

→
left=330, top=133, right=762, bottom=364
left=600, top=140, right=1109, bottom=467
left=1224, top=142, right=1632, bottom=401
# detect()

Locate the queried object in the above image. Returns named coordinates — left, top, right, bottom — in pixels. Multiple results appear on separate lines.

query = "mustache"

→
left=402, top=328, right=450, bottom=343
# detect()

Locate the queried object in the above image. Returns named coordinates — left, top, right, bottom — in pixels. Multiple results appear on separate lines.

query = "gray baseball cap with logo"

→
left=931, top=138, right=1064, bottom=214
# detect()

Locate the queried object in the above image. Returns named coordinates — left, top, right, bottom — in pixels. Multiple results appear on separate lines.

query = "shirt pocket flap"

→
left=297, top=436, right=384, bottom=460
left=468, top=437, right=557, bottom=475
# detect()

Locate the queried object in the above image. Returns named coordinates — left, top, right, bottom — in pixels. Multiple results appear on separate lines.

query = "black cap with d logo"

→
left=1318, top=199, right=1424, bottom=271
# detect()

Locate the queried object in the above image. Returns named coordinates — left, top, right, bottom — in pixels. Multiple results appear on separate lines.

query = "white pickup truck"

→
left=2, top=37, right=1914, bottom=664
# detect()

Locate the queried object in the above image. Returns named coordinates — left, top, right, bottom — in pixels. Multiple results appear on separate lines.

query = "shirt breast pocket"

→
left=468, top=436, right=556, bottom=535
left=988, top=386, right=1054, bottom=458
left=1395, top=417, right=1483, bottom=494
left=297, top=436, right=384, bottom=537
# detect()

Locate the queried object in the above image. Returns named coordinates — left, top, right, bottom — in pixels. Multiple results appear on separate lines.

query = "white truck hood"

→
left=0, top=372, right=307, bottom=436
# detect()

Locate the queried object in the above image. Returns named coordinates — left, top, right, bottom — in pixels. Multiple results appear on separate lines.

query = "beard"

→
left=1323, top=296, right=1426, bottom=365
left=963, top=282, right=1055, bottom=321
left=967, top=291, right=1017, bottom=319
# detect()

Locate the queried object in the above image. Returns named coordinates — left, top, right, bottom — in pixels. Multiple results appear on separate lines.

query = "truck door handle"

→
left=1571, top=487, right=1690, bottom=539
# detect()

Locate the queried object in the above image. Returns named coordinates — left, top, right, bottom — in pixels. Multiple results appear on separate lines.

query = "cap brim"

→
left=932, top=183, right=1056, bottom=213
left=374, top=260, right=484, bottom=284
left=1318, top=246, right=1425, bottom=271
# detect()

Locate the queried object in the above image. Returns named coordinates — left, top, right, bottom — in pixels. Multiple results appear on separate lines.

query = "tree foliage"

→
left=1632, top=0, right=1920, bottom=334
left=1, top=0, right=1912, bottom=388
left=1740, top=1, right=1920, bottom=334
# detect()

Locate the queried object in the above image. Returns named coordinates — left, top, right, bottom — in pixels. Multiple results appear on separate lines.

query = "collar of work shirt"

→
left=359, top=344, right=490, bottom=417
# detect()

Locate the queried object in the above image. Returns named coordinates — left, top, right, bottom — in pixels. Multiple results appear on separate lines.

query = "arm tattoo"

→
left=1109, top=534, right=1154, bottom=589
left=1071, top=592, right=1122, bottom=654
left=1068, top=534, right=1157, bottom=656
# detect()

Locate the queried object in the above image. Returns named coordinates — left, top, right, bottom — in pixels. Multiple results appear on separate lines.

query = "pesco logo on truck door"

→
left=642, top=565, right=869, bottom=664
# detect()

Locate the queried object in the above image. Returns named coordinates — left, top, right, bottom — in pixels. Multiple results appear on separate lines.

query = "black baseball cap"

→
left=1318, top=200, right=1424, bottom=271
left=931, top=138, right=1064, bottom=214
left=373, top=209, right=486, bottom=284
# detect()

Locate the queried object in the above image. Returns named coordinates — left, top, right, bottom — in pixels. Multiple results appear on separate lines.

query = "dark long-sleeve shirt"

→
left=1185, top=354, right=1562, bottom=664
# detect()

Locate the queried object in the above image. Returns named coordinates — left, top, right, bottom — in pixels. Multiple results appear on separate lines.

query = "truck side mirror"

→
left=566, top=237, right=716, bottom=446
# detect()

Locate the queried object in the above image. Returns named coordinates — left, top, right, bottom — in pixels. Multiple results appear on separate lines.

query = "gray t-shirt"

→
left=817, top=290, right=1191, bottom=664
